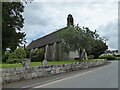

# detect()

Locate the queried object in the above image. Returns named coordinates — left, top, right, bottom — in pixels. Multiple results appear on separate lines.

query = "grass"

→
left=0, top=63, right=23, bottom=68
left=0, top=59, right=103, bottom=68
left=31, top=60, right=81, bottom=66
left=84, top=59, right=104, bottom=62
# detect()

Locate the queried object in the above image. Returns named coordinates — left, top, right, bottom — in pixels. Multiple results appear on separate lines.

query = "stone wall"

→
left=2, top=60, right=108, bottom=84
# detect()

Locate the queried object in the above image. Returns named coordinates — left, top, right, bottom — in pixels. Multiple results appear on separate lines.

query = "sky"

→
left=21, top=0, right=119, bottom=50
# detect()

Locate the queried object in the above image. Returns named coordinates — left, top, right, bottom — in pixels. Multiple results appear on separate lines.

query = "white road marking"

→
left=32, top=63, right=112, bottom=88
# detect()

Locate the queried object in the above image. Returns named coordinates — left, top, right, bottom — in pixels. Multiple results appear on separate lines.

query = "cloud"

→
left=34, top=0, right=119, bottom=3
left=21, top=1, right=118, bottom=50
left=98, top=19, right=118, bottom=50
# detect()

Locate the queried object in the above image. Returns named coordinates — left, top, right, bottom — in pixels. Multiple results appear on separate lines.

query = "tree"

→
left=58, top=25, right=108, bottom=60
left=2, top=52, right=10, bottom=63
left=89, top=39, right=108, bottom=58
left=2, top=2, right=26, bottom=54
left=6, top=48, right=26, bottom=63
left=24, top=48, right=31, bottom=58
left=59, top=25, right=96, bottom=60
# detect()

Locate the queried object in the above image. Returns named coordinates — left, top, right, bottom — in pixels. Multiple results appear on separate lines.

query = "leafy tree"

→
left=90, top=39, right=108, bottom=58
left=6, top=48, right=26, bottom=63
left=2, top=52, right=10, bottom=63
left=24, top=48, right=30, bottom=58
left=59, top=25, right=96, bottom=60
left=58, top=25, right=108, bottom=60
left=2, top=2, right=26, bottom=54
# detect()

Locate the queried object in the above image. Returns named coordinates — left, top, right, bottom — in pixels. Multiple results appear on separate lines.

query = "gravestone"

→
left=42, top=59, right=48, bottom=66
left=81, top=49, right=88, bottom=60
left=22, top=59, right=31, bottom=68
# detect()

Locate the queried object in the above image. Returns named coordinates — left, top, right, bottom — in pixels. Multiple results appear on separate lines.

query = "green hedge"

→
left=99, top=55, right=115, bottom=60
left=113, top=54, right=120, bottom=57
left=88, top=55, right=94, bottom=59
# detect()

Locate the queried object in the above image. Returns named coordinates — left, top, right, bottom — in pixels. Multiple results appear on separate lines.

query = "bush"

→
left=88, top=55, right=94, bottom=59
left=99, top=55, right=115, bottom=60
left=2, top=52, right=10, bottom=62
left=113, top=54, right=120, bottom=57
left=24, top=48, right=30, bottom=58
left=30, top=49, right=44, bottom=62
left=6, top=59, right=21, bottom=64
left=113, top=54, right=120, bottom=60
left=6, top=48, right=26, bottom=63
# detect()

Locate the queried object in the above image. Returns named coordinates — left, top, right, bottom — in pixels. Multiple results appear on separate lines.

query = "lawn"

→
left=0, top=59, right=103, bottom=68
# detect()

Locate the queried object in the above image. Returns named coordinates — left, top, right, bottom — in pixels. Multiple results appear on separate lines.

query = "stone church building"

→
left=27, top=14, right=79, bottom=61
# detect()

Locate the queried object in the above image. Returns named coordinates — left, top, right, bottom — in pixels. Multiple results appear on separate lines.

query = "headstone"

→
left=30, top=49, right=34, bottom=52
left=81, top=49, right=88, bottom=60
left=84, top=49, right=88, bottom=60
left=42, top=60, right=48, bottom=66
left=22, top=59, right=31, bottom=68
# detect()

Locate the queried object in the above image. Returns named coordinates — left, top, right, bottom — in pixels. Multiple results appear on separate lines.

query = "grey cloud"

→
left=23, top=3, right=51, bottom=26
left=21, top=2, right=117, bottom=49
left=98, top=19, right=118, bottom=50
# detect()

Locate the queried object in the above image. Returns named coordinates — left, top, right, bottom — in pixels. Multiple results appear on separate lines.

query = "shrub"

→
left=113, top=54, right=120, bottom=60
left=6, top=48, right=26, bottom=63
left=99, top=55, right=115, bottom=60
left=113, top=54, right=120, bottom=57
left=30, top=49, right=44, bottom=62
left=6, top=59, right=21, bottom=64
left=2, top=52, right=10, bottom=63
left=88, top=55, right=94, bottom=59
left=24, top=48, right=30, bottom=58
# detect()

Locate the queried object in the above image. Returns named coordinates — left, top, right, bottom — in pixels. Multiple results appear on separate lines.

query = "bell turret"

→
left=67, top=14, right=74, bottom=26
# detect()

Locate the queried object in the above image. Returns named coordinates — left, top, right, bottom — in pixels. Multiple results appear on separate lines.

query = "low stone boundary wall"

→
left=2, top=60, right=108, bottom=84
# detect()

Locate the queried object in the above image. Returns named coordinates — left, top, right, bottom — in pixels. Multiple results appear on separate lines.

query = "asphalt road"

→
left=32, top=61, right=118, bottom=88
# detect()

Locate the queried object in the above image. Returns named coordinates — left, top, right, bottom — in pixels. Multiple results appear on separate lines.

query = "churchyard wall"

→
left=2, top=60, right=108, bottom=84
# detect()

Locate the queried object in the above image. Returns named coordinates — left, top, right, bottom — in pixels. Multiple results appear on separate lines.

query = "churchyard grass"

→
left=0, top=63, right=22, bottom=68
left=0, top=59, right=103, bottom=68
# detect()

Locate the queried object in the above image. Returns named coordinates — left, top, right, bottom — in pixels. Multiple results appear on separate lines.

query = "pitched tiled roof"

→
left=27, top=27, right=67, bottom=49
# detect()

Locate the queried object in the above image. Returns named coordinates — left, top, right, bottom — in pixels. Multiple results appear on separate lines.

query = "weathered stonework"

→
left=44, top=45, right=49, bottom=61
left=43, top=43, right=70, bottom=61
left=2, top=60, right=108, bottom=84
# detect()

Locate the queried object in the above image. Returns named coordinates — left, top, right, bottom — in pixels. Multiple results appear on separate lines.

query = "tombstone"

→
left=42, top=59, right=48, bottom=66
left=22, top=59, right=31, bottom=68
left=81, top=49, right=88, bottom=60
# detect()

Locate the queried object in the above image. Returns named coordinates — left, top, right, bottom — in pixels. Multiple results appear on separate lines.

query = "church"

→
left=27, top=14, right=80, bottom=61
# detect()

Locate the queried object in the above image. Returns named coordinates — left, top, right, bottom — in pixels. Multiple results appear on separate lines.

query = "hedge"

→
left=99, top=55, right=115, bottom=60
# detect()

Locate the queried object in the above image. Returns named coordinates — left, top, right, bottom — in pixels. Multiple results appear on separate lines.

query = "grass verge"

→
left=0, top=59, right=103, bottom=68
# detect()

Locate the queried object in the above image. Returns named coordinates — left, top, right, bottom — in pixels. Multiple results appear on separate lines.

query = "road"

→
left=32, top=61, right=118, bottom=88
